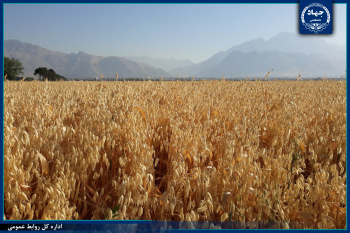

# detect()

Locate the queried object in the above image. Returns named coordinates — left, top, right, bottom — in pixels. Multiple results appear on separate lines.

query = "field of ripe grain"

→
left=4, top=80, right=346, bottom=228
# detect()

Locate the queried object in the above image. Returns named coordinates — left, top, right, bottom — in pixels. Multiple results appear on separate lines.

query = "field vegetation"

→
left=4, top=80, right=346, bottom=229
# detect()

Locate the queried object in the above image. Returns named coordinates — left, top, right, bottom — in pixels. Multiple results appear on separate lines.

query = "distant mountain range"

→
left=4, top=40, right=170, bottom=79
left=171, top=32, right=346, bottom=78
left=125, top=56, right=194, bottom=72
left=4, top=32, right=346, bottom=79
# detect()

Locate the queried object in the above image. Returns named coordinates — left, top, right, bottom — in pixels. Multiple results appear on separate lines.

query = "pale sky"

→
left=4, top=4, right=347, bottom=63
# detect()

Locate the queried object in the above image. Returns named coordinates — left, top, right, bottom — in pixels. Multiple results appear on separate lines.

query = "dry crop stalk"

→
left=3, top=80, right=346, bottom=229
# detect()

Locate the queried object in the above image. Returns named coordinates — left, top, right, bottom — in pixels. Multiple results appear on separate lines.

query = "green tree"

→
left=46, top=68, right=57, bottom=81
left=34, top=67, right=48, bottom=81
left=34, top=67, right=66, bottom=81
left=4, top=57, right=24, bottom=80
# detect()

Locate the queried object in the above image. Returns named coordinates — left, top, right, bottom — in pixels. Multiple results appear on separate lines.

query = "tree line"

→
left=4, top=56, right=66, bottom=81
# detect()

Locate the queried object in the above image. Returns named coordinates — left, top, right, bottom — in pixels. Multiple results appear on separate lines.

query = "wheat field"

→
left=4, top=80, right=346, bottom=229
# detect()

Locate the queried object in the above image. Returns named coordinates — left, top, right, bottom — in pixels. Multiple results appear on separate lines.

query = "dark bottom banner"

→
left=1, top=221, right=319, bottom=232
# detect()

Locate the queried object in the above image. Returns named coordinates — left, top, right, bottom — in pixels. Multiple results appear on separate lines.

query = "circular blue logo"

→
left=301, top=3, right=330, bottom=34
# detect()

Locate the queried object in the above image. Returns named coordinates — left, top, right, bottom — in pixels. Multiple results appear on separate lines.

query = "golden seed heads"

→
left=3, top=80, right=346, bottom=228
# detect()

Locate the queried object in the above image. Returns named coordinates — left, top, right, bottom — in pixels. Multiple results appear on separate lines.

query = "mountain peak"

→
left=77, top=51, right=90, bottom=56
left=171, top=32, right=345, bottom=78
left=4, top=40, right=170, bottom=79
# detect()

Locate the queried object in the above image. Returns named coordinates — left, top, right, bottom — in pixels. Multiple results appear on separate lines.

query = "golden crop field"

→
left=4, top=80, right=346, bottom=229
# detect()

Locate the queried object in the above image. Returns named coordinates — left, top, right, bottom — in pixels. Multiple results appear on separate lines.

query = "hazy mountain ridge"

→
left=4, top=32, right=346, bottom=79
left=229, top=32, right=345, bottom=54
left=171, top=32, right=346, bottom=78
left=125, top=56, right=194, bottom=72
left=209, top=50, right=343, bottom=77
left=4, top=40, right=170, bottom=79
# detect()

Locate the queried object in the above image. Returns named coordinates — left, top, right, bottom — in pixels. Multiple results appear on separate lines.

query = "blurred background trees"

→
left=4, top=56, right=24, bottom=80
left=34, top=67, right=66, bottom=81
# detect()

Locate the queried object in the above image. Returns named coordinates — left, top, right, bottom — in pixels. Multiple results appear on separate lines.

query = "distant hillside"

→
left=125, top=56, right=194, bottom=72
left=4, top=40, right=170, bottom=79
left=5, top=32, right=346, bottom=79
left=171, top=32, right=346, bottom=78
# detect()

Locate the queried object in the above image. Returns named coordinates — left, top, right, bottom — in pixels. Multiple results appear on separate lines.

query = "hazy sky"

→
left=4, top=4, right=347, bottom=63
